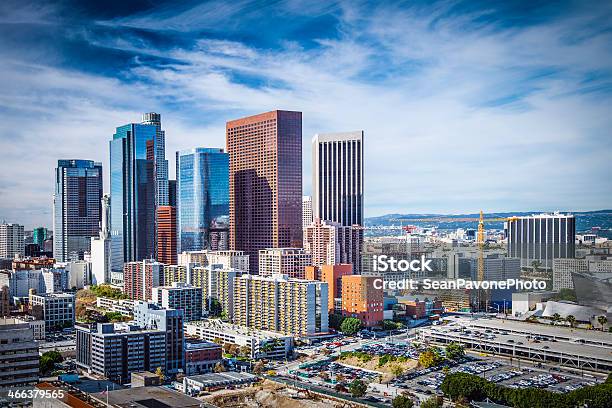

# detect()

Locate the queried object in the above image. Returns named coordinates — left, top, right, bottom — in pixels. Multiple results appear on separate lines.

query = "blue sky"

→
left=0, top=0, right=611, bottom=229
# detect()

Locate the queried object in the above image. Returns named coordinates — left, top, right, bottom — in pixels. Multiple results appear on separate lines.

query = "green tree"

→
left=208, top=298, right=222, bottom=317
left=391, top=364, right=405, bottom=377
left=446, top=342, right=465, bottom=360
left=551, top=313, right=561, bottom=325
left=104, top=311, right=124, bottom=322
left=418, top=347, right=444, bottom=368
left=340, top=317, right=362, bottom=335
left=597, top=315, right=607, bottom=331
left=566, top=315, right=576, bottom=328
left=329, top=313, right=345, bottom=330
left=349, top=378, right=367, bottom=397
left=392, top=394, right=414, bottom=408
left=420, top=396, right=443, bottom=408
left=40, top=351, right=63, bottom=374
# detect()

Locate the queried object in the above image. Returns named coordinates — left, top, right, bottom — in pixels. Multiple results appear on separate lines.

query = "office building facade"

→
left=506, top=213, right=576, bottom=269
left=0, top=318, right=39, bottom=387
left=302, top=196, right=313, bottom=230
left=53, top=160, right=103, bottom=262
left=312, top=131, right=364, bottom=226
left=305, top=264, right=353, bottom=312
left=0, top=223, right=24, bottom=259
left=227, top=110, right=303, bottom=274
left=29, top=292, right=75, bottom=331
left=177, top=148, right=229, bottom=252
left=258, top=248, right=312, bottom=279
left=110, top=114, right=166, bottom=271
left=152, top=282, right=203, bottom=322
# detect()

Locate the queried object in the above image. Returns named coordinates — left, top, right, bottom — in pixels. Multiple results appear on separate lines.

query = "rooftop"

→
left=186, top=319, right=290, bottom=339
left=92, top=386, right=203, bottom=408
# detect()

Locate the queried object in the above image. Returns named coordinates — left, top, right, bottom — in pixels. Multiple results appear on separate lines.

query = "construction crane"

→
left=477, top=210, right=489, bottom=312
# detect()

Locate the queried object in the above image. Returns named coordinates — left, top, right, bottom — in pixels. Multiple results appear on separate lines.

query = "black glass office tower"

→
left=53, top=160, right=103, bottom=262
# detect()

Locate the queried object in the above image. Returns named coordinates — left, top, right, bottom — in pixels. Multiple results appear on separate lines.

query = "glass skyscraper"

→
left=176, top=148, right=229, bottom=252
left=110, top=114, right=166, bottom=271
left=53, top=160, right=103, bottom=262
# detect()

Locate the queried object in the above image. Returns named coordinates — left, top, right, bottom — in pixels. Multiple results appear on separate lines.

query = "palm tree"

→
left=597, top=315, right=607, bottom=331
left=566, top=315, right=576, bottom=328
left=551, top=313, right=561, bottom=325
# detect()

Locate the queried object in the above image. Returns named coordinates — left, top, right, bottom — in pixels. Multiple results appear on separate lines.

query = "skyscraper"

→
left=506, top=212, right=576, bottom=269
left=312, top=131, right=364, bottom=226
left=176, top=148, right=229, bottom=252
left=110, top=114, right=166, bottom=271
left=123, top=260, right=163, bottom=301
left=227, top=110, right=303, bottom=274
left=32, top=228, right=49, bottom=248
left=90, top=195, right=111, bottom=284
left=53, top=160, right=103, bottom=262
left=302, top=196, right=313, bottom=230
left=156, top=206, right=177, bottom=265
left=0, top=223, right=24, bottom=259
left=304, top=218, right=364, bottom=273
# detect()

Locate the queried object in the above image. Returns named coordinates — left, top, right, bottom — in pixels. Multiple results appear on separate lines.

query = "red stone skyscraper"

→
left=226, top=110, right=302, bottom=274
left=156, top=205, right=177, bottom=265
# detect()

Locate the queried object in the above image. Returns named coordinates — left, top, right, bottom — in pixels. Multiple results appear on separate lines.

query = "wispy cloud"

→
left=0, top=0, right=611, bottom=228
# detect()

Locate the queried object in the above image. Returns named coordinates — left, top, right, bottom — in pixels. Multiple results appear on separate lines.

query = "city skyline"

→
left=1, top=1, right=612, bottom=228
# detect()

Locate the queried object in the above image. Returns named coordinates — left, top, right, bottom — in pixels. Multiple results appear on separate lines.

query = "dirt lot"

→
left=339, top=356, right=418, bottom=383
left=202, top=380, right=360, bottom=408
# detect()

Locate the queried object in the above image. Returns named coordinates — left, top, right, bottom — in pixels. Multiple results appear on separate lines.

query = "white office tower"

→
left=90, top=195, right=111, bottom=284
left=302, top=196, right=313, bottom=230
left=312, top=131, right=364, bottom=226
left=0, top=223, right=24, bottom=259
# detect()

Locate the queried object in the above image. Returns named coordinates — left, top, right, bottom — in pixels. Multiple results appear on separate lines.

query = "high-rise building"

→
left=156, top=206, right=177, bottom=265
left=90, top=195, right=111, bottom=284
left=227, top=110, right=303, bottom=274
left=341, top=275, right=383, bottom=327
left=302, top=196, right=313, bottom=230
left=312, top=131, right=364, bottom=226
left=53, top=160, right=103, bottom=262
left=190, top=266, right=240, bottom=318
left=0, top=223, right=24, bottom=259
left=0, top=318, right=39, bottom=387
left=177, top=148, right=229, bottom=252
left=163, top=264, right=188, bottom=286
left=76, top=322, right=166, bottom=384
left=233, top=274, right=328, bottom=336
left=141, top=112, right=169, bottom=208
left=178, top=250, right=249, bottom=272
left=110, top=114, right=166, bottom=271
left=305, top=264, right=353, bottom=312
left=304, top=219, right=363, bottom=273
left=133, top=301, right=185, bottom=375
left=506, top=213, right=576, bottom=269
left=152, top=282, right=203, bottom=322
left=123, top=260, right=163, bottom=301
left=32, top=227, right=49, bottom=248
left=258, top=248, right=312, bottom=279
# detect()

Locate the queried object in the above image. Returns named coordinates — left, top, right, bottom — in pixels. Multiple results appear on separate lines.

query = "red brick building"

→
left=185, top=340, right=223, bottom=375
left=341, top=275, right=383, bottom=327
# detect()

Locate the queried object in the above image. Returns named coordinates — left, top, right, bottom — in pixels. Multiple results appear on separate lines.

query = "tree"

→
left=418, top=347, right=444, bottom=368
left=566, top=315, right=577, bottom=328
left=208, top=298, right=222, bottom=317
left=340, top=317, right=362, bottom=335
left=40, top=351, right=63, bottom=374
left=329, top=313, right=345, bottom=330
left=349, top=379, right=367, bottom=397
left=551, top=313, right=561, bottom=325
left=597, top=315, right=608, bottom=331
left=420, top=396, right=443, bottom=408
left=391, top=364, right=405, bottom=377
left=104, top=311, right=124, bottom=322
left=155, top=366, right=164, bottom=383
left=383, top=320, right=401, bottom=330
left=446, top=342, right=465, bottom=360
left=392, top=394, right=414, bottom=408
left=214, top=362, right=226, bottom=373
